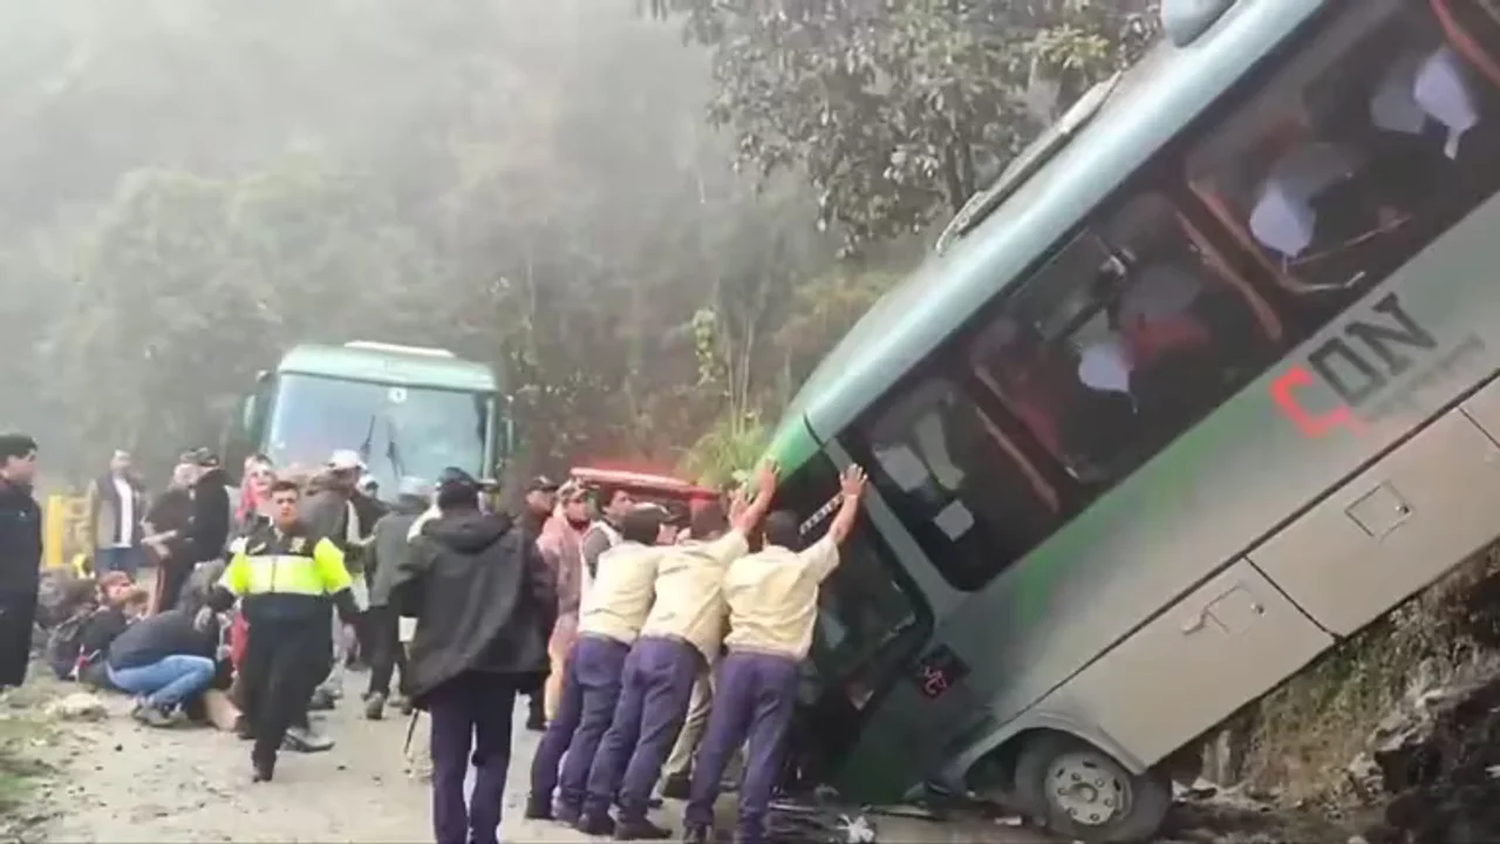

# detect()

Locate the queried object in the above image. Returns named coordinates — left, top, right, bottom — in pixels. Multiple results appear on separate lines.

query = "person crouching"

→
left=393, top=469, right=556, bottom=844
left=199, top=479, right=360, bottom=782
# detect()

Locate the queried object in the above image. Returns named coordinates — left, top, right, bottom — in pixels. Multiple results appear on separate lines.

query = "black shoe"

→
left=614, top=818, right=672, bottom=840
left=659, top=774, right=691, bottom=801
left=615, top=793, right=664, bottom=812
left=680, top=825, right=710, bottom=844
left=234, top=715, right=256, bottom=741
left=364, top=692, right=386, bottom=721
left=251, top=758, right=275, bottom=783
left=554, top=803, right=581, bottom=826
left=523, top=796, right=553, bottom=821
left=575, top=813, right=615, bottom=836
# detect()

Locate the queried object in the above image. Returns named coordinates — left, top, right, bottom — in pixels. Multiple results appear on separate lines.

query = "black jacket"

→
left=0, top=481, right=41, bottom=594
left=367, top=495, right=426, bottom=608
left=189, top=469, right=230, bottom=563
left=107, top=608, right=216, bottom=670
left=394, top=510, right=556, bottom=707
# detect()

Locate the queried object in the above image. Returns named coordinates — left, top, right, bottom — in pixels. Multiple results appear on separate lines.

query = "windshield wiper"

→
left=357, top=414, right=377, bottom=466
left=384, top=416, right=407, bottom=481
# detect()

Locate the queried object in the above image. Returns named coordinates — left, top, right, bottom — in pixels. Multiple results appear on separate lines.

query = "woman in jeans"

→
left=106, top=586, right=220, bottom=727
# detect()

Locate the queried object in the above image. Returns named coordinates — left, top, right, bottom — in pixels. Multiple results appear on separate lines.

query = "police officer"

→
left=201, top=478, right=361, bottom=782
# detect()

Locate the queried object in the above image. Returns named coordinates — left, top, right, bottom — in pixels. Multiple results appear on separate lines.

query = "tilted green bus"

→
left=764, top=0, right=1500, bottom=839
left=224, top=341, right=514, bottom=496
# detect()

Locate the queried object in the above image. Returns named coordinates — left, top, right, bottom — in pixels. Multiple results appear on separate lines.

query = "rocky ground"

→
left=0, top=654, right=1495, bottom=843
left=5, top=669, right=1044, bottom=844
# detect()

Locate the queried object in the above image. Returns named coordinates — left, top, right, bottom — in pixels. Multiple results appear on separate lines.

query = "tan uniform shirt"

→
left=640, top=531, right=750, bottom=661
left=578, top=541, right=665, bottom=646
left=722, top=535, right=840, bottom=660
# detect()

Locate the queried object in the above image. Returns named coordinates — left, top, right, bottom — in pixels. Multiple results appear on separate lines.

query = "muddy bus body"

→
left=761, top=0, right=1500, bottom=840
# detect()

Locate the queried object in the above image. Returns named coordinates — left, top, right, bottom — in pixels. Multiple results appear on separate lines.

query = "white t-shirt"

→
left=113, top=477, right=135, bottom=548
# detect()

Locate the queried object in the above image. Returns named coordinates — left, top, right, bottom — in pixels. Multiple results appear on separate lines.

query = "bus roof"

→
left=277, top=343, right=499, bottom=393
left=767, top=0, right=1322, bottom=469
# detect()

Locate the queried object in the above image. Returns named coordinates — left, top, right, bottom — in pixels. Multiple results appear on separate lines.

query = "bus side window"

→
left=1188, top=0, right=1500, bottom=320
left=850, top=375, right=1061, bottom=590
left=969, top=193, right=1276, bottom=489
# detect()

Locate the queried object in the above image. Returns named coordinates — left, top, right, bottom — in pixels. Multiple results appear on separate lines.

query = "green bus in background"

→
left=762, top=0, right=1500, bottom=840
left=224, top=341, right=513, bottom=496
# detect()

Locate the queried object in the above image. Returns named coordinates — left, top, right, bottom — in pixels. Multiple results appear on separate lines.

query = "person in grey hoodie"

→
left=363, top=477, right=431, bottom=720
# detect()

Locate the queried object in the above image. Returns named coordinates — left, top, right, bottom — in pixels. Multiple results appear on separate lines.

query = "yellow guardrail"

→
left=42, top=493, right=91, bottom=575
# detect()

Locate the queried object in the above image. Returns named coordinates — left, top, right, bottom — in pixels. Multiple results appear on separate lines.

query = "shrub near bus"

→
left=762, top=1, right=1500, bottom=840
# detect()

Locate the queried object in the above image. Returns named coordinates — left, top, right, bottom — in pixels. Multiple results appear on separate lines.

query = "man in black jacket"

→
left=362, top=476, right=429, bottom=720
left=184, top=449, right=230, bottom=594
left=0, top=434, right=41, bottom=689
left=394, top=469, right=555, bottom=844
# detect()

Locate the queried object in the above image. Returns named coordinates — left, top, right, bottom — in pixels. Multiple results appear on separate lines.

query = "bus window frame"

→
left=1186, top=0, right=1500, bottom=300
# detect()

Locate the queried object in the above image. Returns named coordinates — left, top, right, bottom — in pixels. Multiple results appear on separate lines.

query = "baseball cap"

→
left=436, top=466, right=479, bottom=495
left=327, top=449, right=365, bottom=472
left=526, top=476, right=560, bottom=494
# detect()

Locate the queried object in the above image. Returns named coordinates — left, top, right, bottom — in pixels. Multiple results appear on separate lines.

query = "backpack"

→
left=45, top=609, right=92, bottom=680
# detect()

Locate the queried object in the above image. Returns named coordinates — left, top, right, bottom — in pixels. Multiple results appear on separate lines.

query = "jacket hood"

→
left=425, top=510, right=513, bottom=553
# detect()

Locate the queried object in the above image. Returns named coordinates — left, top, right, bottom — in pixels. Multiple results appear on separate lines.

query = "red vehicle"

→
left=567, top=466, right=721, bottom=521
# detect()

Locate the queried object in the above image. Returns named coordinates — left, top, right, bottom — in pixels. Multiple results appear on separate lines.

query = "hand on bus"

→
left=840, top=465, right=868, bottom=501
left=754, top=460, right=779, bottom=496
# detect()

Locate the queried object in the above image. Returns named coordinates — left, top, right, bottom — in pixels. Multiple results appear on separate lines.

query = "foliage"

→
left=652, top=0, right=1161, bottom=251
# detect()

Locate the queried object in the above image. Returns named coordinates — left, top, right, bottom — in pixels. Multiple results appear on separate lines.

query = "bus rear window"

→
left=1188, top=0, right=1500, bottom=314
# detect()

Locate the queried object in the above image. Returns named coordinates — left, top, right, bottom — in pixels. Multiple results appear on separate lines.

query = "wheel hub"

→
left=1048, top=751, right=1131, bottom=827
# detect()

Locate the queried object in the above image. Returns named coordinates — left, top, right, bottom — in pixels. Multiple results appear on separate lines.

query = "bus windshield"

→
left=265, top=373, right=492, bottom=493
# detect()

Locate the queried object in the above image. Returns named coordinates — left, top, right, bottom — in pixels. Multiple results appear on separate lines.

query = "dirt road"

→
left=30, top=677, right=1046, bottom=843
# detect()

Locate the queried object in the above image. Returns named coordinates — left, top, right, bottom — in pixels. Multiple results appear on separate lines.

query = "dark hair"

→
left=269, top=479, right=301, bottom=496
left=597, top=485, right=629, bottom=510
left=763, top=510, right=802, bottom=550
left=620, top=504, right=667, bottom=545
left=0, top=433, right=37, bottom=463
left=436, top=482, right=480, bottom=512
left=689, top=501, right=730, bottom=540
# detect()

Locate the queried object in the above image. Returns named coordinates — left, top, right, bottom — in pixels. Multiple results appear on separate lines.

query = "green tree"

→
left=654, top=0, right=1160, bottom=250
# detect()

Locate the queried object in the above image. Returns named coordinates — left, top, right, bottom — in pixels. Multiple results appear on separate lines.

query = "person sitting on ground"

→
left=106, top=580, right=221, bottom=727
left=76, top=587, right=150, bottom=689
left=45, top=571, right=137, bottom=676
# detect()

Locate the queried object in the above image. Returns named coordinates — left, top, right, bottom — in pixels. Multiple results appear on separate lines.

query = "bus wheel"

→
left=1013, top=733, right=1171, bottom=843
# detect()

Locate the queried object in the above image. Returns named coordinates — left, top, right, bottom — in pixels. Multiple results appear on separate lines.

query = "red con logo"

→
left=1269, top=293, right=1437, bottom=438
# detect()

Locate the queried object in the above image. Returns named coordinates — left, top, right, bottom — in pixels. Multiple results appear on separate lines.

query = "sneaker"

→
left=364, top=692, right=386, bottom=721
left=131, top=702, right=175, bottom=728
left=680, top=824, right=711, bottom=844
left=283, top=725, right=335, bottom=753
left=614, top=818, right=672, bottom=840
left=659, top=774, right=691, bottom=801
left=574, top=813, right=615, bottom=837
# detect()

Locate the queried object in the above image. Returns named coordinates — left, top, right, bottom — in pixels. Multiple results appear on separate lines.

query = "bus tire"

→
left=1013, top=732, right=1171, bottom=843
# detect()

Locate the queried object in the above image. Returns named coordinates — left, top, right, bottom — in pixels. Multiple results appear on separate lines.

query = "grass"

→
left=1236, top=546, right=1500, bottom=805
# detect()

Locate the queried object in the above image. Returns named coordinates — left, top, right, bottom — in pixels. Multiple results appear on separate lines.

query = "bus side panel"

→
left=1049, top=559, right=1332, bottom=767
left=1249, top=407, right=1500, bottom=637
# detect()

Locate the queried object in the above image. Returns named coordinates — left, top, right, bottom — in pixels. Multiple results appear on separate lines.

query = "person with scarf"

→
left=86, top=450, right=146, bottom=579
left=535, top=482, right=592, bottom=725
